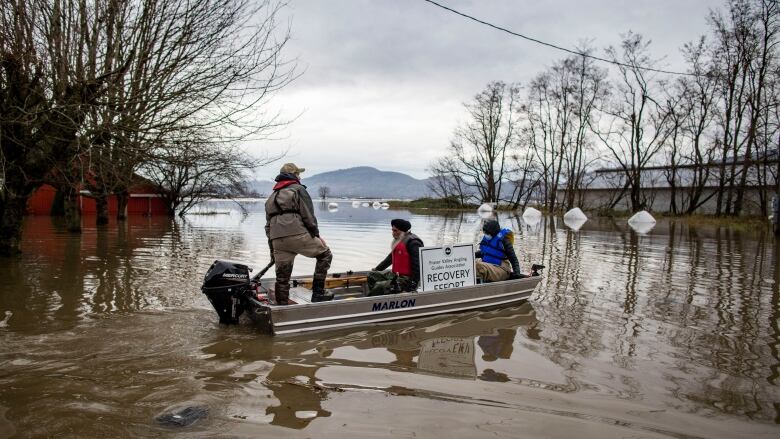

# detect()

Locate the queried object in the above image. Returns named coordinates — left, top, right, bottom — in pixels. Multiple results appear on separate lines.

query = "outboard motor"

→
left=201, top=260, right=251, bottom=324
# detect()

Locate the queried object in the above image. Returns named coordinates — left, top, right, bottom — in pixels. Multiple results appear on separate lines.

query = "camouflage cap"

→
left=279, top=163, right=305, bottom=175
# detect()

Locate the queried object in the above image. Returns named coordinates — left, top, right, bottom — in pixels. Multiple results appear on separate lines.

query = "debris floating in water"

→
left=522, top=207, right=542, bottom=225
left=563, top=207, right=587, bottom=221
left=563, top=207, right=588, bottom=231
left=628, top=210, right=656, bottom=234
left=155, top=406, right=209, bottom=427
left=0, top=311, right=11, bottom=328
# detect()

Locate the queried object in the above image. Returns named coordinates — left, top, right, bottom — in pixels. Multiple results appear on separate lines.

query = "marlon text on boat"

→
left=371, top=298, right=417, bottom=312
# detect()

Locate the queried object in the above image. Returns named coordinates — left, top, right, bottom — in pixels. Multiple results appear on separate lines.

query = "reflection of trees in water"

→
left=770, top=239, right=779, bottom=390
left=532, top=217, right=780, bottom=422
left=2, top=216, right=253, bottom=331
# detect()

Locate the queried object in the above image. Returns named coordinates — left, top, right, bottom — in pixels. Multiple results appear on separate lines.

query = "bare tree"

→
left=679, top=39, right=719, bottom=214
left=142, top=132, right=280, bottom=216
left=505, top=147, right=541, bottom=209
left=1, top=0, right=124, bottom=242
left=0, top=0, right=294, bottom=250
left=426, top=157, right=470, bottom=206
left=82, top=0, right=294, bottom=223
left=448, top=81, right=520, bottom=203
left=318, top=186, right=331, bottom=200
left=524, top=50, right=607, bottom=212
left=591, top=32, right=671, bottom=212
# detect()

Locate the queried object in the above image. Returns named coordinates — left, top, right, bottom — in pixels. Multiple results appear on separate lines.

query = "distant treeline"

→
left=428, top=0, right=779, bottom=218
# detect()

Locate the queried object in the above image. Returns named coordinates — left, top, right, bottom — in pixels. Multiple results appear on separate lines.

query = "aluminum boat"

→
left=201, top=260, right=542, bottom=335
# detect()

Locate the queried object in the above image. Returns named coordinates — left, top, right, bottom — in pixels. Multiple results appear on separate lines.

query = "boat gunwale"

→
left=270, top=283, right=540, bottom=327
left=271, top=292, right=535, bottom=335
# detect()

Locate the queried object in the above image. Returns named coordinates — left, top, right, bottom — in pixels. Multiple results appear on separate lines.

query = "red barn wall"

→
left=27, top=184, right=168, bottom=216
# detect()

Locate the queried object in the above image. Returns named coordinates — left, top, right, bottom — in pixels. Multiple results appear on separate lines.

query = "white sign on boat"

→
left=419, top=244, right=476, bottom=292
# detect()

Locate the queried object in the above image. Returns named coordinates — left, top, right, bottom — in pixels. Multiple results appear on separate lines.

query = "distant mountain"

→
left=245, top=166, right=432, bottom=199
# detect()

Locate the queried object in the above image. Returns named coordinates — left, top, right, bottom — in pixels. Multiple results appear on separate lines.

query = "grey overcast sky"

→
left=252, top=0, right=718, bottom=180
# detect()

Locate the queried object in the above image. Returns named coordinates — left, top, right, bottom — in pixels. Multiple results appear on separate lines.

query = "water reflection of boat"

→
left=202, top=262, right=542, bottom=335
left=198, top=304, right=535, bottom=430
left=417, top=336, right=476, bottom=377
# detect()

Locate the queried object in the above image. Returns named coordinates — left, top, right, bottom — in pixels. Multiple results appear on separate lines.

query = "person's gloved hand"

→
left=508, top=272, right=522, bottom=280
left=406, top=281, right=418, bottom=292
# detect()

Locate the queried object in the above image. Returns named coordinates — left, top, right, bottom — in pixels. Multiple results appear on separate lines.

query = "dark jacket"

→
left=475, top=220, right=521, bottom=275
left=264, top=173, right=319, bottom=240
left=375, top=232, right=424, bottom=283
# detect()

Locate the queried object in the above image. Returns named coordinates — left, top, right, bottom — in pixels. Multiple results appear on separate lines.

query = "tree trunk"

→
left=63, top=189, right=82, bottom=232
left=775, top=156, right=780, bottom=236
left=95, top=194, right=110, bottom=225
left=0, top=194, right=30, bottom=255
left=116, top=192, right=129, bottom=221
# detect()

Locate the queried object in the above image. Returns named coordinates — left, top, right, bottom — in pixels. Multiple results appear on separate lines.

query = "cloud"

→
left=250, top=0, right=714, bottom=179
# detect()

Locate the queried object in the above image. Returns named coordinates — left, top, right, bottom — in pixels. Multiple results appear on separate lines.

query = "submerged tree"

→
left=591, top=32, right=671, bottom=211
left=524, top=49, right=607, bottom=212
left=0, top=0, right=294, bottom=252
left=446, top=81, right=521, bottom=203
left=142, top=132, right=281, bottom=217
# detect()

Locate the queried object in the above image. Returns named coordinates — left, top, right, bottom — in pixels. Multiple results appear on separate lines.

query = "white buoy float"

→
left=328, top=202, right=338, bottom=209
left=627, top=210, right=656, bottom=234
left=372, top=201, right=381, bottom=209
left=522, top=207, right=542, bottom=225
left=361, top=202, right=370, bottom=207
left=563, top=207, right=588, bottom=231
left=352, top=201, right=361, bottom=208
left=380, top=202, right=390, bottom=209
left=563, top=207, right=587, bottom=221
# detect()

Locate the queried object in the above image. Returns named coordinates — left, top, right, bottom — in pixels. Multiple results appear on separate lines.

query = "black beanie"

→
left=391, top=219, right=412, bottom=232
left=482, top=219, right=501, bottom=235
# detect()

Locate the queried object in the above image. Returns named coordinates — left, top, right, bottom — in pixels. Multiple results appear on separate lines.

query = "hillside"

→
left=246, top=166, right=432, bottom=199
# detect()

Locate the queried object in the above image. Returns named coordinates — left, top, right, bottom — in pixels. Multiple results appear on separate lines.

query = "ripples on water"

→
left=0, top=200, right=777, bottom=438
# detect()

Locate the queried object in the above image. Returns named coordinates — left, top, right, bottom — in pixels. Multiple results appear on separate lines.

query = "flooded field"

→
left=0, top=200, right=778, bottom=438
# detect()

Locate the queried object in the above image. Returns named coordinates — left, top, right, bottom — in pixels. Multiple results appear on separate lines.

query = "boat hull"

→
left=246, top=276, right=541, bottom=335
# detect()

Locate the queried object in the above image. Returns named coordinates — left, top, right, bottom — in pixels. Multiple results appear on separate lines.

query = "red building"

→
left=27, top=182, right=168, bottom=216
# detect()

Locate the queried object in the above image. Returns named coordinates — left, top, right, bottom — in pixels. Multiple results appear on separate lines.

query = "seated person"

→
left=475, top=219, right=522, bottom=282
left=368, top=219, right=424, bottom=296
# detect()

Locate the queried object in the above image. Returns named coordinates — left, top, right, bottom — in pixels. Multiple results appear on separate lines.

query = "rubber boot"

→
left=275, top=262, right=293, bottom=305
left=311, top=278, right=334, bottom=302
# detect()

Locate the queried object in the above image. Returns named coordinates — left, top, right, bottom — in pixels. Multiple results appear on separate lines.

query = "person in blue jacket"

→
left=475, top=219, right=522, bottom=282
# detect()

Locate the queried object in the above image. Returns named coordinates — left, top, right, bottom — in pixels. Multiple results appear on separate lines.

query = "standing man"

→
left=368, top=219, right=424, bottom=296
left=265, top=163, right=333, bottom=304
left=475, top=219, right=522, bottom=282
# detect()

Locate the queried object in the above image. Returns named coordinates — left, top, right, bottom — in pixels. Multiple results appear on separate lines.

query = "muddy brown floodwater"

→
left=0, top=200, right=778, bottom=438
